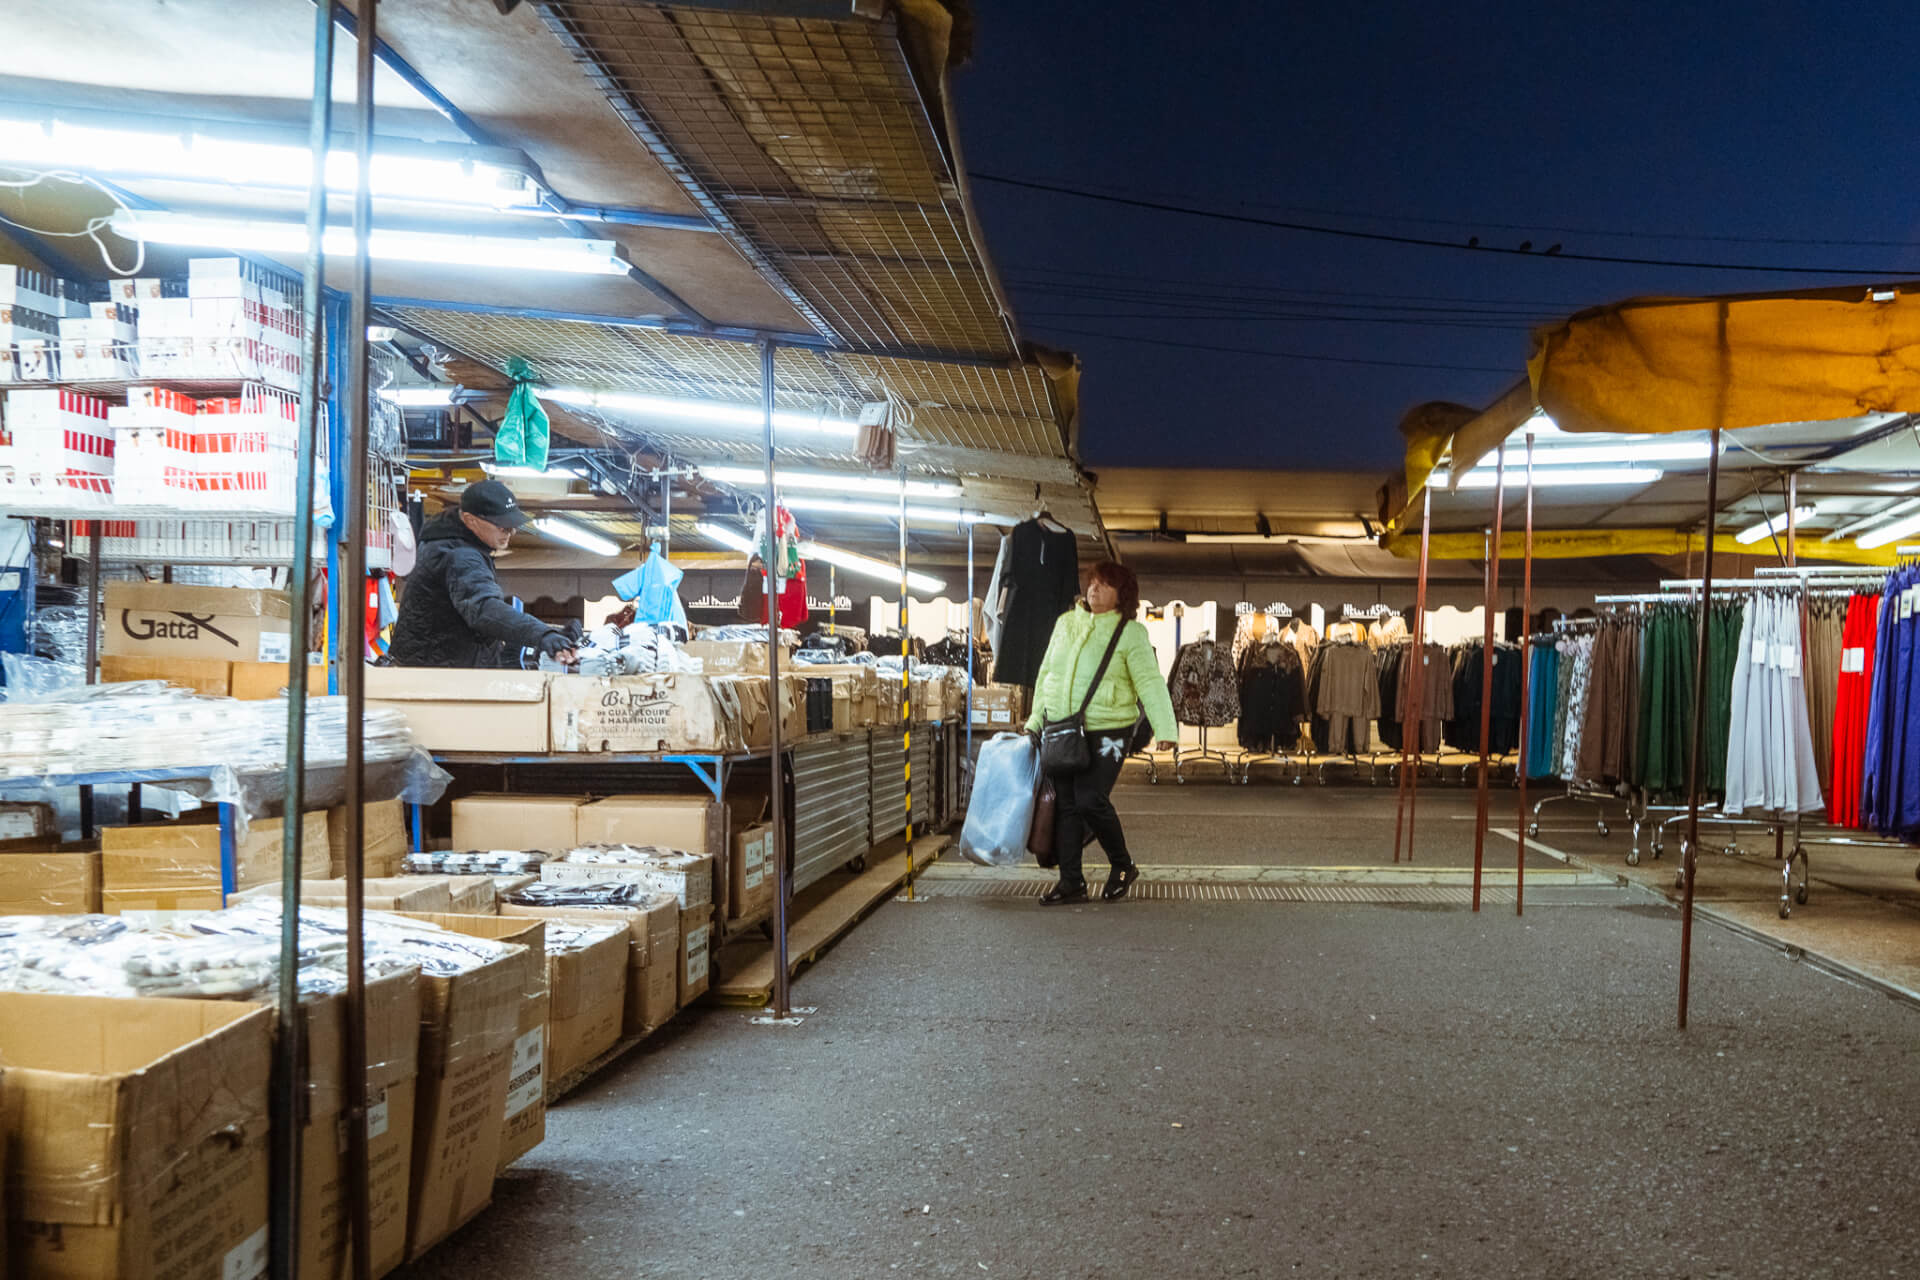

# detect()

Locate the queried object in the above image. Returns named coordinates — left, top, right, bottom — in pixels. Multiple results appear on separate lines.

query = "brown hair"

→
left=1086, top=560, right=1140, bottom=620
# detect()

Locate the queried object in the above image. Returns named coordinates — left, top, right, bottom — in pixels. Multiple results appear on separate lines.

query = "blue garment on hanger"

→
left=615, top=541, right=689, bottom=627
left=1863, top=579, right=1897, bottom=829
left=1526, top=643, right=1559, bottom=779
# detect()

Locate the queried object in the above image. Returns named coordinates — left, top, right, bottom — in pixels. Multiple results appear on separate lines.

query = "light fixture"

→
left=697, top=464, right=961, bottom=498
left=1523, top=440, right=1714, bottom=466
left=480, top=462, right=562, bottom=481
left=110, top=211, right=632, bottom=275
left=0, top=116, right=543, bottom=208
left=1828, top=497, right=1920, bottom=543
left=366, top=325, right=397, bottom=343
left=1856, top=510, right=1920, bottom=550
left=1457, top=467, right=1663, bottom=489
left=546, top=389, right=861, bottom=438
left=377, top=388, right=457, bottom=407
left=800, top=540, right=945, bottom=594
left=778, top=495, right=1011, bottom=525
left=533, top=517, right=620, bottom=557
left=1735, top=506, right=1816, bottom=545
left=694, top=520, right=757, bottom=554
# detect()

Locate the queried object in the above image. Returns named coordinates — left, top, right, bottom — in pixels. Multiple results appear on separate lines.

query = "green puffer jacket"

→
left=1024, top=606, right=1179, bottom=742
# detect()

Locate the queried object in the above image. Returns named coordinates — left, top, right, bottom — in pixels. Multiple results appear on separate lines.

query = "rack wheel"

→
left=1796, top=884, right=1808, bottom=905
left=1626, top=848, right=1641, bottom=867
left=1318, top=775, right=1329, bottom=787
left=1368, top=775, right=1378, bottom=787
left=1176, top=774, right=1187, bottom=785
left=1779, top=903, right=1792, bottom=920
left=1597, top=822, right=1610, bottom=837
left=1527, top=822, right=1539, bottom=838
left=846, top=855, right=867, bottom=873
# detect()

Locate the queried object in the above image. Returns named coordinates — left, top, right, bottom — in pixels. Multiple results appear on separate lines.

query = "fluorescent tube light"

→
left=378, top=388, right=457, bottom=407
left=695, top=520, right=757, bottom=554
left=1525, top=441, right=1714, bottom=466
left=1457, top=467, right=1663, bottom=489
left=481, top=463, right=560, bottom=481
left=546, top=388, right=860, bottom=437
left=779, top=496, right=1004, bottom=525
left=1734, top=507, right=1816, bottom=545
left=0, top=117, right=542, bottom=208
left=801, top=540, right=945, bottom=594
left=1856, top=512, right=1920, bottom=550
left=110, top=211, right=631, bottom=275
left=534, top=517, right=620, bottom=557
left=697, top=465, right=962, bottom=498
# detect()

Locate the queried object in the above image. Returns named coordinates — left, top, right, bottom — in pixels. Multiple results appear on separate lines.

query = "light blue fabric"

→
left=617, top=541, right=688, bottom=627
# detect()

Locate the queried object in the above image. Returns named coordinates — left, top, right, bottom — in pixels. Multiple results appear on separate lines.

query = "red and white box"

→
left=0, top=388, right=114, bottom=502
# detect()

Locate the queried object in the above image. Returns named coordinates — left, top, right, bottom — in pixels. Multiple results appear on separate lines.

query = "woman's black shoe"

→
left=1040, top=881, right=1090, bottom=906
left=1103, top=863, right=1139, bottom=901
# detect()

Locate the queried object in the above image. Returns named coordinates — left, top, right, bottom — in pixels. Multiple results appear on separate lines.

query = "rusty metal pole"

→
left=1516, top=431, right=1535, bottom=916
left=763, top=340, right=792, bottom=1020
left=1471, top=446, right=1507, bottom=912
left=1679, top=428, right=1724, bottom=1030
left=1404, top=483, right=1434, bottom=864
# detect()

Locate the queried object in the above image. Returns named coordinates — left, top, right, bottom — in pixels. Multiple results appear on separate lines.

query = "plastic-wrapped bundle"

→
left=0, top=914, right=282, bottom=1000
left=559, top=619, right=704, bottom=677
left=28, top=605, right=94, bottom=666
left=697, top=624, right=802, bottom=647
left=541, top=919, right=626, bottom=956
left=405, top=850, right=548, bottom=875
left=502, top=880, right=647, bottom=908
left=958, top=732, right=1041, bottom=866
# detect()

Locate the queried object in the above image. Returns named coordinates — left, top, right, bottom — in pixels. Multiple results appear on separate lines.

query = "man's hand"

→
left=1154, top=739, right=1177, bottom=752
left=538, top=632, right=579, bottom=664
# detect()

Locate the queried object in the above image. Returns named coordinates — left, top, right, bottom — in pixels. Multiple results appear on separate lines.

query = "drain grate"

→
left=915, top=879, right=1517, bottom=905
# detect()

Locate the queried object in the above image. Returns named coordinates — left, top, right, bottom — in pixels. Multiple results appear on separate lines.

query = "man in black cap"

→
left=388, top=480, right=579, bottom=668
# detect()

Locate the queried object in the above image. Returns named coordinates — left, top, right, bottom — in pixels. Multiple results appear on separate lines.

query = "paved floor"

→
left=399, top=783, right=1920, bottom=1278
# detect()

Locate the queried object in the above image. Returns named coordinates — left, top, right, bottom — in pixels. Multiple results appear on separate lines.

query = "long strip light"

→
left=1734, top=506, right=1816, bottom=545
left=698, top=465, right=961, bottom=498
left=110, top=211, right=632, bottom=275
left=378, top=388, right=458, bottom=407
left=1856, top=508, right=1920, bottom=550
left=1457, top=467, right=1663, bottom=489
left=694, top=521, right=944, bottom=592
left=545, top=388, right=860, bottom=437
left=0, top=118, right=542, bottom=208
left=780, top=496, right=1020, bottom=525
left=534, top=517, right=620, bottom=557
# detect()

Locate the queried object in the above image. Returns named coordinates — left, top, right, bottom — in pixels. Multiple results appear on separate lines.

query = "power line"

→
left=975, top=173, right=1918, bottom=277
left=1028, top=324, right=1517, bottom=372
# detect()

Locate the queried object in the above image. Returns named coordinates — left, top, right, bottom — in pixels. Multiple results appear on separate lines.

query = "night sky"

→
left=954, top=0, right=1920, bottom=472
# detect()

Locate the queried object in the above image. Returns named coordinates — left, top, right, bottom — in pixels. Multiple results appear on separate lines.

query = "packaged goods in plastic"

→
left=543, top=845, right=712, bottom=908
left=958, top=733, right=1041, bottom=866
left=406, top=850, right=547, bottom=876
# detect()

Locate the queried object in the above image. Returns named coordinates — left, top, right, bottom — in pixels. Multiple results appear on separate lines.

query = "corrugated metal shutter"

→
left=791, top=731, right=871, bottom=893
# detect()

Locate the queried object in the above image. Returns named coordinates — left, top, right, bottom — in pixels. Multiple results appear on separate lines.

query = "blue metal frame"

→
left=430, top=750, right=747, bottom=801
left=323, top=291, right=349, bottom=693
left=410, top=802, right=425, bottom=854
left=0, top=767, right=243, bottom=900
left=217, top=803, right=238, bottom=897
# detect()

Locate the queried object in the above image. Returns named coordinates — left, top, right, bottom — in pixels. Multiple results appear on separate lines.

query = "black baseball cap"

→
left=461, top=479, right=533, bottom=530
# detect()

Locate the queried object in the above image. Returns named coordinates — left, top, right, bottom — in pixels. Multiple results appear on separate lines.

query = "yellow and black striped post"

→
left=900, top=466, right=914, bottom=898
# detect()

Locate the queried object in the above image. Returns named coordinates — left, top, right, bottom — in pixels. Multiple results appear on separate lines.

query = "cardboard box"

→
left=237, top=876, right=453, bottom=914
left=542, top=850, right=712, bottom=910
left=0, top=992, right=273, bottom=1280
left=365, top=666, right=551, bottom=754
left=499, top=895, right=679, bottom=1037
left=542, top=923, right=628, bottom=1081
left=229, top=661, right=293, bottom=701
left=0, top=849, right=101, bottom=914
left=300, top=968, right=421, bottom=1280
left=0, top=802, right=52, bottom=842
left=718, top=674, right=810, bottom=749
left=102, top=581, right=292, bottom=663
left=389, top=914, right=539, bottom=1261
left=548, top=673, right=744, bottom=754
left=450, top=795, right=584, bottom=855
left=328, top=799, right=409, bottom=880
left=970, top=683, right=1023, bottom=728
left=574, top=795, right=723, bottom=856
left=680, top=638, right=788, bottom=675
left=101, top=811, right=328, bottom=899
left=729, top=823, right=774, bottom=923
left=679, top=904, right=713, bottom=1007
left=100, top=653, right=236, bottom=696
left=102, top=886, right=225, bottom=915
left=497, top=988, right=548, bottom=1173
left=444, top=875, right=498, bottom=915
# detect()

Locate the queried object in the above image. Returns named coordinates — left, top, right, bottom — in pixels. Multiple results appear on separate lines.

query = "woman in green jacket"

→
left=1025, top=560, right=1179, bottom=905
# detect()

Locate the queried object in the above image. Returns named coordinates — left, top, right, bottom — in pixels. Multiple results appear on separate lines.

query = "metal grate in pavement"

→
left=913, top=880, right=1517, bottom=905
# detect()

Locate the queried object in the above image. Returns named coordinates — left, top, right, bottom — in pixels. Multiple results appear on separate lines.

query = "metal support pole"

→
left=1471, top=446, right=1507, bottom=913
left=1517, top=431, right=1535, bottom=916
left=965, top=521, right=975, bottom=764
left=1679, top=428, right=1724, bottom=1031
left=1401, top=485, right=1433, bottom=863
left=269, top=4, right=333, bottom=1272
left=79, top=533, right=100, bottom=838
left=1786, top=471, right=1798, bottom=567
left=900, top=467, right=915, bottom=900
left=828, top=565, right=836, bottom=637
left=340, top=4, right=376, bottom=1273
left=661, top=469, right=671, bottom=558
left=762, top=340, right=793, bottom=1020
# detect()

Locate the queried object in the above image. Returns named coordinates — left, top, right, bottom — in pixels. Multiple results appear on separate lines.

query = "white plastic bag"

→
left=958, top=732, right=1040, bottom=866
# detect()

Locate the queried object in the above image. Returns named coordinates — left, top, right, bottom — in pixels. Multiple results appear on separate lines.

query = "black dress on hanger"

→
left=991, top=516, right=1079, bottom=688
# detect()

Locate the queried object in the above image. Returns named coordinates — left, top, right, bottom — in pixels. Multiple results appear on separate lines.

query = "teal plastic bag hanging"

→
left=494, top=357, right=550, bottom=472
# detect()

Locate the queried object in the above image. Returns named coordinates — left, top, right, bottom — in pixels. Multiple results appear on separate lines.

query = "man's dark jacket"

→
left=388, top=510, right=551, bottom=667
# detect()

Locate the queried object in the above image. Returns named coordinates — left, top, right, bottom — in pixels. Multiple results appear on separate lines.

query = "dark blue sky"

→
left=954, top=0, right=1920, bottom=471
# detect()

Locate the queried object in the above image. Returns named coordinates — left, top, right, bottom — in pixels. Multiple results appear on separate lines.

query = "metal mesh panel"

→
left=537, top=2, right=1017, bottom=356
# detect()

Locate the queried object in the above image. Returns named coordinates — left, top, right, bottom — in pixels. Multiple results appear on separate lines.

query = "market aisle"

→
left=400, top=893, right=1920, bottom=1279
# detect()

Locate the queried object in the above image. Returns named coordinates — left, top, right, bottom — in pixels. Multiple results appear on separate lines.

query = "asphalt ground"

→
left=400, top=873, right=1920, bottom=1280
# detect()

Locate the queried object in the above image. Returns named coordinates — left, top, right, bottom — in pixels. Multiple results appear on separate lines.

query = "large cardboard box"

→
left=729, top=823, right=773, bottom=923
left=228, top=661, right=294, bottom=701
left=679, top=639, right=787, bottom=675
left=542, top=923, right=628, bottom=1082
left=329, top=799, right=409, bottom=880
left=679, top=904, right=713, bottom=1007
left=969, top=683, right=1023, bottom=728
left=548, top=673, right=744, bottom=754
left=497, top=988, right=548, bottom=1173
left=499, top=895, right=679, bottom=1037
left=237, top=877, right=453, bottom=914
left=365, top=666, right=551, bottom=754
left=0, top=848, right=101, bottom=914
left=542, top=850, right=712, bottom=910
left=300, top=968, right=421, bottom=1280
left=0, top=992, right=274, bottom=1280
left=718, top=674, right=810, bottom=749
left=574, top=795, right=722, bottom=857
left=102, top=581, right=292, bottom=664
left=450, top=795, right=584, bottom=854
left=101, top=811, right=328, bottom=900
left=98, top=655, right=294, bottom=701
left=102, top=887, right=226, bottom=915
left=388, top=914, right=539, bottom=1261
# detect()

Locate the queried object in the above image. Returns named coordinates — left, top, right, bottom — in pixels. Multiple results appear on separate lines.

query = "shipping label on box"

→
left=679, top=905, right=712, bottom=1006
left=548, top=673, right=744, bottom=754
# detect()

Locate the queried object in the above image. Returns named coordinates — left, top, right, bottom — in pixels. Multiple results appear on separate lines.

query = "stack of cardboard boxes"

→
left=98, top=580, right=297, bottom=697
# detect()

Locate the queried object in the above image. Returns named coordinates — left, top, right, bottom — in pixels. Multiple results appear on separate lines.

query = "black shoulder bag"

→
left=1039, top=620, right=1129, bottom=775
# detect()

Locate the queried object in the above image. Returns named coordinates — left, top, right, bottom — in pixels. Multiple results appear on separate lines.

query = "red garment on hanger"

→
left=1830, top=593, right=1879, bottom=829
left=760, top=561, right=810, bottom=629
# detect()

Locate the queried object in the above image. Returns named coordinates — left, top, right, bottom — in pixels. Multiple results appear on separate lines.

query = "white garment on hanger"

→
left=982, top=534, right=1010, bottom=654
left=1723, top=594, right=1824, bottom=815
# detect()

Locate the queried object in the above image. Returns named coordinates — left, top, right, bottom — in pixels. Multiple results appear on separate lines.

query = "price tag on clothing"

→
left=1904, top=589, right=1916, bottom=621
left=1773, top=642, right=1797, bottom=671
left=1752, top=639, right=1769, bottom=664
left=1842, top=647, right=1866, bottom=674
